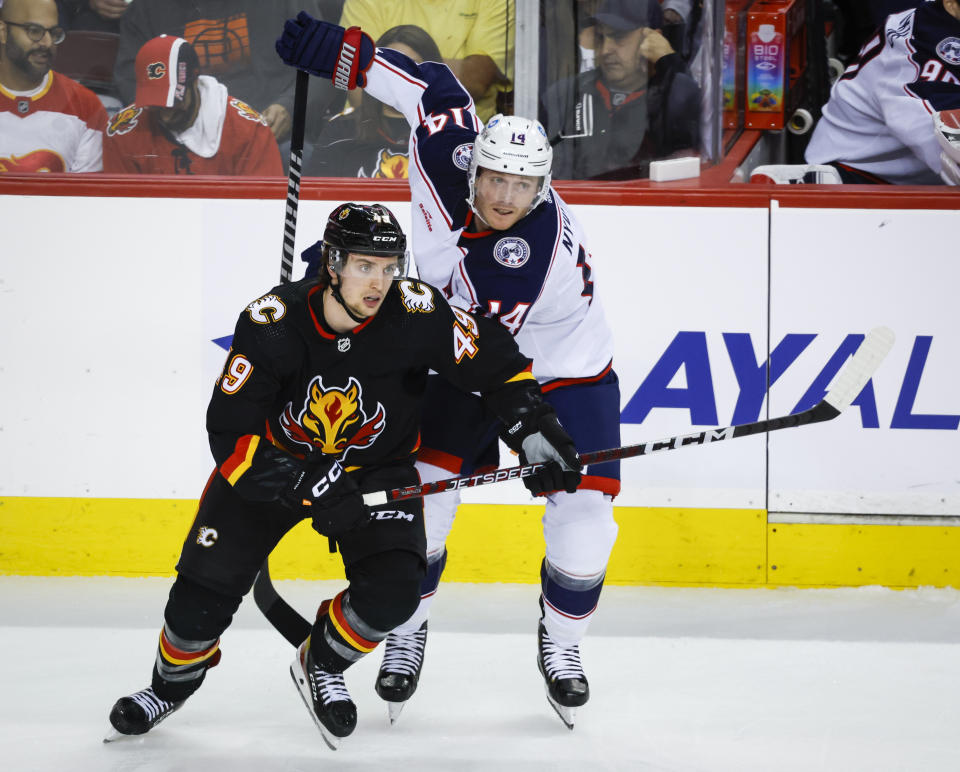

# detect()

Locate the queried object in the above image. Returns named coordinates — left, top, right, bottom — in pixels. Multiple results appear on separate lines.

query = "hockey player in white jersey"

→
left=277, top=13, right=621, bottom=729
left=805, top=0, right=960, bottom=184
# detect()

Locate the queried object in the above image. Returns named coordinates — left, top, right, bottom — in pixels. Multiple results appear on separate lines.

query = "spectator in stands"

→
left=542, top=0, right=701, bottom=180
left=0, top=0, right=107, bottom=172
left=102, top=35, right=282, bottom=175
left=338, top=0, right=513, bottom=120
left=805, top=0, right=960, bottom=184
left=305, top=24, right=442, bottom=178
left=60, top=0, right=130, bottom=34
left=112, top=0, right=331, bottom=141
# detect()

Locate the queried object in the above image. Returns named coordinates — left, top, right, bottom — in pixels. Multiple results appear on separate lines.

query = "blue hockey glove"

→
left=276, top=13, right=375, bottom=89
left=503, top=403, right=582, bottom=496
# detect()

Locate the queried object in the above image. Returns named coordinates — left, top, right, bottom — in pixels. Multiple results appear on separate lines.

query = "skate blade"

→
left=544, top=691, right=576, bottom=730
left=387, top=700, right=407, bottom=725
left=103, top=726, right=144, bottom=744
left=289, top=664, right=342, bottom=751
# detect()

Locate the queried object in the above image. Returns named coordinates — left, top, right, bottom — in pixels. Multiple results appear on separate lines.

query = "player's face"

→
left=334, top=253, right=402, bottom=318
left=473, top=169, right=540, bottom=231
left=0, top=0, right=59, bottom=84
left=596, top=24, right=648, bottom=91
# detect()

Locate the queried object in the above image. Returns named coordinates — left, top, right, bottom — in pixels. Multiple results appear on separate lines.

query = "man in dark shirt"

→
left=542, top=0, right=701, bottom=180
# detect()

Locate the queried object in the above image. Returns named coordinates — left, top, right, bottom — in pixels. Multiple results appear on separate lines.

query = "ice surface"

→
left=1, top=577, right=958, bottom=771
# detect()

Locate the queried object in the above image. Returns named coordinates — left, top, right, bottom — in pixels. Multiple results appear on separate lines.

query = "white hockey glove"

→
left=934, top=109, right=960, bottom=186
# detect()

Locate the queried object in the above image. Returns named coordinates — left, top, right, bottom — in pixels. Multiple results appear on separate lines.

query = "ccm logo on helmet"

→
left=372, top=235, right=397, bottom=242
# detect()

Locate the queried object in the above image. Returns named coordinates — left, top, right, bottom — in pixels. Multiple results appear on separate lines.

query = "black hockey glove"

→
left=283, top=458, right=370, bottom=537
left=503, top=403, right=582, bottom=496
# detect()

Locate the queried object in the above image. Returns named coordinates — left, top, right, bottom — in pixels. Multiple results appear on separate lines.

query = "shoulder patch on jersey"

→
left=246, top=294, right=286, bottom=323
left=398, top=280, right=435, bottom=313
left=493, top=237, right=531, bottom=268
left=937, top=38, right=960, bottom=66
left=230, top=98, right=268, bottom=126
left=106, top=105, right=142, bottom=137
left=452, top=142, right=473, bottom=170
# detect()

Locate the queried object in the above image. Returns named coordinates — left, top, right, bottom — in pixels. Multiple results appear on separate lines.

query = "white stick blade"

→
left=823, top=326, right=896, bottom=412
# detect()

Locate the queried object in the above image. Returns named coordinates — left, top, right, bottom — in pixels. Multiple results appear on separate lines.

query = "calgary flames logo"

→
left=230, top=98, right=268, bottom=126
left=0, top=149, right=65, bottom=172
left=107, top=105, right=143, bottom=137
left=280, top=375, right=385, bottom=458
left=373, top=148, right=409, bottom=179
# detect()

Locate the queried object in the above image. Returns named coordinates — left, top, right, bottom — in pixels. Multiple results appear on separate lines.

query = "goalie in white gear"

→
left=934, top=108, right=960, bottom=185
left=804, top=1, right=960, bottom=184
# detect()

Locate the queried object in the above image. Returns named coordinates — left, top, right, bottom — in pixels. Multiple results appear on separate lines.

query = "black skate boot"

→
left=375, top=620, right=428, bottom=724
left=290, top=638, right=357, bottom=750
left=537, top=622, right=589, bottom=730
left=104, top=687, right=184, bottom=741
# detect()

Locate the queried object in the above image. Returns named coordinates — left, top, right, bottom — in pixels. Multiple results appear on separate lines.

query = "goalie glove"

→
left=275, top=12, right=375, bottom=90
left=934, top=109, right=960, bottom=186
left=283, top=457, right=370, bottom=537
left=503, top=403, right=582, bottom=496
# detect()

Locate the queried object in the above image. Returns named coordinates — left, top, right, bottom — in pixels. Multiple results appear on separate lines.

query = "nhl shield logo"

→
left=937, top=37, right=960, bottom=66
left=17, top=100, right=29, bottom=114
left=337, top=337, right=351, bottom=352
left=493, top=237, right=530, bottom=268
left=452, top=143, right=473, bottom=170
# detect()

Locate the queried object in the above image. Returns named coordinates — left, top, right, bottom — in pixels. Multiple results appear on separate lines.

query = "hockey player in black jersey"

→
left=105, top=203, right=581, bottom=750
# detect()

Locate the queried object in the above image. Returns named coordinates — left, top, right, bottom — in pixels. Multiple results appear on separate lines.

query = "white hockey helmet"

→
left=467, top=114, right=553, bottom=216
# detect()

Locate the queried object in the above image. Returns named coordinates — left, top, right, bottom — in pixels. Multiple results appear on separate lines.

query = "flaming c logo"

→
left=374, top=148, right=409, bottom=179
left=147, top=62, right=167, bottom=79
left=107, top=106, right=143, bottom=137
left=280, top=375, right=385, bottom=458
left=0, top=150, right=65, bottom=173
left=230, top=98, right=268, bottom=126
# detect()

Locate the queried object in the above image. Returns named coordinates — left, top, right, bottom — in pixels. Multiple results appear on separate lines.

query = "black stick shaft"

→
left=371, top=399, right=840, bottom=504
left=280, top=70, right=309, bottom=283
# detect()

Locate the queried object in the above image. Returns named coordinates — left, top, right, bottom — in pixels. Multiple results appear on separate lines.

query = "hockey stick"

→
left=254, top=327, right=895, bottom=645
left=252, top=69, right=312, bottom=646
left=280, top=69, right=310, bottom=282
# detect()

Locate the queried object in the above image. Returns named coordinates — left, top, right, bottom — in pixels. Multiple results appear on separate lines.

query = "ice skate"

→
left=375, top=620, right=428, bottom=724
left=537, top=622, right=589, bottom=730
left=290, top=638, right=357, bottom=750
left=104, top=686, right=184, bottom=742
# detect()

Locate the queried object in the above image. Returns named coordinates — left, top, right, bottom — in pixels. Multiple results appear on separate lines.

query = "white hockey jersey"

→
left=0, top=70, right=106, bottom=173
left=805, top=3, right=960, bottom=184
left=363, top=49, right=614, bottom=383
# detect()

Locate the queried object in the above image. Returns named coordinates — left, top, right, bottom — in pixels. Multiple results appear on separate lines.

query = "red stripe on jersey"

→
left=417, top=447, right=464, bottom=474
left=411, top=132, right=453, bottom=229
left=540, top=361, right=613, bottom=392
left=219, top=434, right=255, bottom=482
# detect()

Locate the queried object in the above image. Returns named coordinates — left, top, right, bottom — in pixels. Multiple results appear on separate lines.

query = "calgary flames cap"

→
left=135, top=35, right=199, bottom=108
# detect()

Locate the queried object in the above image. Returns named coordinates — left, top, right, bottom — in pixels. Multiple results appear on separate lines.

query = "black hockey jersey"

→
left=208, top=276, right=535, bottom=499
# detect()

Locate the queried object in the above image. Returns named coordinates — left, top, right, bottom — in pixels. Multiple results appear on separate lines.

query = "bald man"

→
left=0, top=0, right=107, bottom=172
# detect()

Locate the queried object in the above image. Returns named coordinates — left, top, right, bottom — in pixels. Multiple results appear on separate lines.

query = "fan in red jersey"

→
left=103, top=34, right=282, bottom=175
left=0, top=0, right=107, bottom=173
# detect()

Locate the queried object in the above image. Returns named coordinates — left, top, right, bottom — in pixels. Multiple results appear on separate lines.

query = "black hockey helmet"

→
left=325, top=201, right=408, bottom=269
left=301, top=203, right=409, bottom=283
